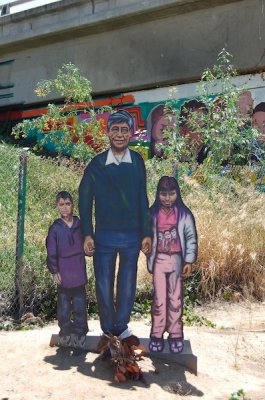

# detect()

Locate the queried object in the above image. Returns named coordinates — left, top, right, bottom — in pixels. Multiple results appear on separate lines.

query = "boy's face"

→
left=56, top=197, right=74, bottom=219
left=159, top=190, right=177, bottom=210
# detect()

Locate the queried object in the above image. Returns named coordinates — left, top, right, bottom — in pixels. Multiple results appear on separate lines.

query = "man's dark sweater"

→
left=78, top=149, right=151, bottom=239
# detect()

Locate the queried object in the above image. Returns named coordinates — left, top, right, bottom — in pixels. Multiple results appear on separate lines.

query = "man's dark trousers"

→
left=93, top=229, right=140, bottom=336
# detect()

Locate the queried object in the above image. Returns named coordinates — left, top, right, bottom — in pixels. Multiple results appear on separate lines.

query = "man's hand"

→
left=53, top=273, right=62, bottom=285
left=141, top=237, right=152, bottom=255
left=84, top=235, right=95, bottom=256
left=181, top=263, right=192, bottom=278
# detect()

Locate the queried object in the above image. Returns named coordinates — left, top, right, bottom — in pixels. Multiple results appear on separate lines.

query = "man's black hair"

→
left=107, top=110, right=134, bottom=131
left=56, top=191, right=73, bottom=204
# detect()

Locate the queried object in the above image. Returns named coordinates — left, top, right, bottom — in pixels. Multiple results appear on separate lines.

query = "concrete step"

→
left=50, top=333, right=197, bottom=375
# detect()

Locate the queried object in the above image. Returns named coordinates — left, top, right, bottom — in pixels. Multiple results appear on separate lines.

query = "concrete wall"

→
left=0, top=0, right=264, bottom=108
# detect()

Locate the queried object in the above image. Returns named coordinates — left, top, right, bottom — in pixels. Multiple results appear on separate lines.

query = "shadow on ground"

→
left=44, top=348, right=204, bottom=396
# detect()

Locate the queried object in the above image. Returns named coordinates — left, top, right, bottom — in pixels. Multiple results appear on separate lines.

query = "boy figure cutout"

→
left=46, top=191, right=88, bottom=349
left=148, top=176, right=198, bottom=354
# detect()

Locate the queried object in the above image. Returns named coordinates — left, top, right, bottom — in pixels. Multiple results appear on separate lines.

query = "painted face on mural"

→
left=151, top=113, right=176, bottom=157
left=151, top=115, right=167, bottom=156
left=159, top=190, right=177, bottom=211
left=252, top=111, right=265, bottom=140
left=107, top=122, right=132, bottom=153
left=238, top=91, right=253, bottom=117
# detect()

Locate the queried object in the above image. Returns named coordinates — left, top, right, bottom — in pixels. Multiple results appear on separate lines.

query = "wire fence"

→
left=0, top=144, right=20, bottom=318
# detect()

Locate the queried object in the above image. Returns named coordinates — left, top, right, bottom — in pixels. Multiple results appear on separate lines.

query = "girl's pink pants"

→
left=150, top=252, right=183, bottom=339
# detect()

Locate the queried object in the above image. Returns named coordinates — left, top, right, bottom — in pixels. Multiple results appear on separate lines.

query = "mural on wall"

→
left=0, top=73, right=265, bottom=161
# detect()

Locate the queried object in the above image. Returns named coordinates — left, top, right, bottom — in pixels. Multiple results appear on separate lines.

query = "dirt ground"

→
left=1, top=301, right=265, bottom=400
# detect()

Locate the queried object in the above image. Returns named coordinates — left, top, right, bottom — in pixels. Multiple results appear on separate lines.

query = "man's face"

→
left=252, top=111, right=265, bottom=141
left=107, top=122, right=132, bottom=153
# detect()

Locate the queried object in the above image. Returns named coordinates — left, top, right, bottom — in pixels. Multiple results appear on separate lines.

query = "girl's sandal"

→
left=168, top=338, right=184, bottom=354
left=149, top=337, right=164, bottom=353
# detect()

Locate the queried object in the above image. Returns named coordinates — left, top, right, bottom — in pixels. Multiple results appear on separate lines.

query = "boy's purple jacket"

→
left=46, top=216, right=88, bottom=289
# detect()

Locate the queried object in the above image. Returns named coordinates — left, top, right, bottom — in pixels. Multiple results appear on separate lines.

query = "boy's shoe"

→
left=58, top=335, right=71, bottom=347
left=72, top=334, right=87, bottom=350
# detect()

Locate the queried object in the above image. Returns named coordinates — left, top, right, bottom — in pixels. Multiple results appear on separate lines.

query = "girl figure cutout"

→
left=147, top=176, right=198, bottom=354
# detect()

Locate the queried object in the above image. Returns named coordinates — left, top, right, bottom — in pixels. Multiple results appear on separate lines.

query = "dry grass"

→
left=140, top=162, right=265, bottom=300
left=185, top=176, right=265, bottom=300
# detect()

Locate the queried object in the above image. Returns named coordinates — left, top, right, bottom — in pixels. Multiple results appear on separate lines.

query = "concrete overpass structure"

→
left=0, top=0, right=265, bottom=109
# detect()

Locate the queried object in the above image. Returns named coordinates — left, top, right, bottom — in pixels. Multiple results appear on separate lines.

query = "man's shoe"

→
left=121, top=334, right=140, bottom=347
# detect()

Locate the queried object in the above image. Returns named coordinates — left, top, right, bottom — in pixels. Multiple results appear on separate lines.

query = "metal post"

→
left=15, top=148, right=28, bottom=320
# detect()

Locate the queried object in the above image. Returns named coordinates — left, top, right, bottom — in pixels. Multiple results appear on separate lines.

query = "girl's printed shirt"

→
left=156, top=208, right=182, bottom=254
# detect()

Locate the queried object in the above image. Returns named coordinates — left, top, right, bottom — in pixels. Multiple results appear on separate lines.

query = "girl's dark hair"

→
left=56, top=191, right=73, bottom=204
left=150, top=176, right=186, bottom=213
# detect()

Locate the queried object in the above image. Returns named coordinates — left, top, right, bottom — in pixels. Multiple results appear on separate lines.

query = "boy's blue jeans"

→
left=94, top=229, right=140, bottom=336
left=57, top=285, right=88, bottom=337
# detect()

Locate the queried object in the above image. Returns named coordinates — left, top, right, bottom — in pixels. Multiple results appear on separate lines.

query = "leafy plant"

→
left=12, top=63, right=112, bottom=160
left=229, top=388, right=251, bottom=400
left=196, top=49, right=262, bottom=167
left=156, top=49, right=264, bottom=181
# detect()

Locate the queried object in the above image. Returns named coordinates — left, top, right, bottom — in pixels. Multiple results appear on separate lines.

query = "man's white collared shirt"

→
left=105, top=148, right=132, bottom=166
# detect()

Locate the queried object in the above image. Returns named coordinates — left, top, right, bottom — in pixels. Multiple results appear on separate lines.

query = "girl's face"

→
left=159, top=190, right=177, bottom=210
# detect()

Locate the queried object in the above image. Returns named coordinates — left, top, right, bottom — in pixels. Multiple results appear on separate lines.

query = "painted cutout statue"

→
left=78, top=110, right=152, bottom=352
left=46, top=191, right=88, bottom=349
left=147, top=176, right=198, bottom=354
